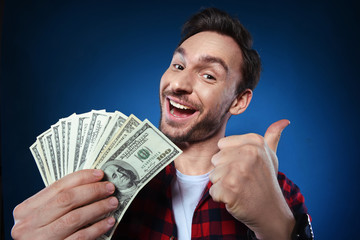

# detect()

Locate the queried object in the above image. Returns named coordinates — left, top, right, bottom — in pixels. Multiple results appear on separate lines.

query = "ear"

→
left=229, top=89, right=253, bottom=115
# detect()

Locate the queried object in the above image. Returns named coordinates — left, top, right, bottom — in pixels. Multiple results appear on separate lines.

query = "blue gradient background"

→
left=1, top=1, right=359, bottom=239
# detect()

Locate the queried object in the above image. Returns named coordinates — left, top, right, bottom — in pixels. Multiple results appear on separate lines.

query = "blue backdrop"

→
left=1, top=0, right=359, bottom=239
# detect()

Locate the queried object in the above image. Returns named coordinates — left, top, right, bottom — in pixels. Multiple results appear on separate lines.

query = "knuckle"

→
left=249, top=133, right=264, bottom=145
left=11, top=219, right=31, bottom=239
left=67, top=220, right=107, bottom=240
left=50, top=178, right=63, bottom=191
left=51, top=211, right=83, bottom=236
left=51, top=218, right=67, bottom=235
left=56, top=191, right=75, bottom=208
left=209, top=186, right=217, bottom=200
left=211, top=154, right=219, bottom=165
left=49, top=179, right=67, bottom=195
left=227, top=161, right=252, bottom=182
left=12, top=203, right=23, bottom=219
left=91, top=182, right=104, bottom=195
left=222, top=174, right=239, bottom=190
left=243, top=145, right=259, bottom=158
left=87, top=182, right=106, bottom=198
left=220, top=191, right=233, bottom=205
left=228, top=160, right=243, bottom=173
left=11, top=222, right=22, bottom=239
left=65, top=211, right=82, bottom=226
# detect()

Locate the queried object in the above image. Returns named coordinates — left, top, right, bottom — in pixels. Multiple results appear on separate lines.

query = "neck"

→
left=174, top=127, right=226, bottom=176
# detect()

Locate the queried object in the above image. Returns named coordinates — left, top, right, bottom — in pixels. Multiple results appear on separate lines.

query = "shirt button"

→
left=169, top=236, right=175, bottom=240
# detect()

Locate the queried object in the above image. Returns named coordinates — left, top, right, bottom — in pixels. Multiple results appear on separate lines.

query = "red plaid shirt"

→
left=113, top=163, right=308, bottom=239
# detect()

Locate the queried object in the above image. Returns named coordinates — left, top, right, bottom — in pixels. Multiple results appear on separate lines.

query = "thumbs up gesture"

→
left=209, top=120, right=295, bottom=240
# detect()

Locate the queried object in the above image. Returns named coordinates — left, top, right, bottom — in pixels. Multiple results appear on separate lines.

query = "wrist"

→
left=247, top=213, right=313, bottom=240
left=252, top=208, right=295, bottom=240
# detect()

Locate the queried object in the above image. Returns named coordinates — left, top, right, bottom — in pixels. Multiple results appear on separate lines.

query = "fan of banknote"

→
left=29, top=110, right=182, bottom=239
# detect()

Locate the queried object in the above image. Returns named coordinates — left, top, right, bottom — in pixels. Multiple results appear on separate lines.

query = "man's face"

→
left=105, top=165, right=132, bottom=189
left=159, top=31, right=244, bottom=143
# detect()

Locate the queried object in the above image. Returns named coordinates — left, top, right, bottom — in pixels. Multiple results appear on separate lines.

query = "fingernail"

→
left=109, top=197, right=118, bottom=207
left=107, top=217, right=115, bottom=226
left=93, top=169, right=103, bottom=177
left=106, top=183, right=115, bottom=193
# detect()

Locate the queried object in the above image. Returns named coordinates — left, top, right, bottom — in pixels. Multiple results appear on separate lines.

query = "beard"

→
left=159, top=92, right=231, bottom=144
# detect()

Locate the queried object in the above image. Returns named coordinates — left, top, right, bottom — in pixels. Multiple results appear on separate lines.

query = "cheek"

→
left=201, top=87, right=233, bottom=112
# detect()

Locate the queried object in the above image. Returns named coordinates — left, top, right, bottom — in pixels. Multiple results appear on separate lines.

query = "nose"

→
left=169, top=70, right=193, bottom=94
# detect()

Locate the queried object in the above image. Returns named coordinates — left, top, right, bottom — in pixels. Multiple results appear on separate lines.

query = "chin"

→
left=159, top=103, right=228, bottom=144
left=161, top=123, right=217, bottom=144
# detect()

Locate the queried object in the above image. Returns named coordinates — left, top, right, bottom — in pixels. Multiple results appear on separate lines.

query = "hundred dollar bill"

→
left=30, top=140, right=52, bottom=186
left=83, top=111, right=128, bottom=170
left=94, top=119, right=182, bottom=240
left=67, top=112, right=91, bottom=173
left=37, top=129, right=58, bottom=181
left=85, top=112, right=115, bottom=158
left=65, top=113, right=76, bottom=175
left=45, top=130, right=61, bottom=180
left=59, top=118, right=67, bottom=177
left=51, top=121, right=63, bottom=178
left=77, top=110, right=113, bottom=171
left=90, top=114, right=141, bottom=169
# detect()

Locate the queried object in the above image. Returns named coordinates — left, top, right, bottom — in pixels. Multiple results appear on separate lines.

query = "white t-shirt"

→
left=171, top=169, right=210, bottom=240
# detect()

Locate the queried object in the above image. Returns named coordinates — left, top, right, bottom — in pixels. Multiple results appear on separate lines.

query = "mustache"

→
left=162, top=90, right=203, bottom=111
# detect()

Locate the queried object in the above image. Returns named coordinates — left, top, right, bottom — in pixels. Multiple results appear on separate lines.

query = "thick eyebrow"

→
left=174, top=47, right=186, bottom=56
left=199, top=55, right=229, bottom=74
left=173, top=47, right=229, bottom=74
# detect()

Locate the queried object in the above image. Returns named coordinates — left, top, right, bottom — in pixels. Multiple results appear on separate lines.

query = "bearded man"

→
left=11, top=8, right=312, bottom=240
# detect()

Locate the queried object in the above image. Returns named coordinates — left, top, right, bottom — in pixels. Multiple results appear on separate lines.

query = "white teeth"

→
left=169, top=99, right=190, bottom=110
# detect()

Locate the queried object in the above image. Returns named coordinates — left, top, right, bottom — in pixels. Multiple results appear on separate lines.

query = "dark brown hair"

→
left=179, top=8, right=261, bottom=93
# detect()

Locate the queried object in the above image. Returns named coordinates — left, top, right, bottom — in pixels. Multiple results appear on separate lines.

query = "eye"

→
left=173, top=64, right=184, bottom=70
left=202, top=74, right=216, bottom=80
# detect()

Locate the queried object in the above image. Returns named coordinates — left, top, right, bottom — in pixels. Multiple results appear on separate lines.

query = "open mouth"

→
left=169, top=99, right=196, bottom=118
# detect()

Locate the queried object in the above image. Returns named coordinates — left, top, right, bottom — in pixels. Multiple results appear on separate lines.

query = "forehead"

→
left=105, top=165, right=119, bottom=172
left=178, top=31, right=243, bottom=73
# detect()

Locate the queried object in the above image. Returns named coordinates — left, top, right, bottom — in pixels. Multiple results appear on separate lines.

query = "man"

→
left=11, top=8, right=312, bottom=240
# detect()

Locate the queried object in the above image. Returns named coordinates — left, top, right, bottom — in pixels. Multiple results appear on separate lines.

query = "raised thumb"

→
left=264, top=119, right=290, bottom=153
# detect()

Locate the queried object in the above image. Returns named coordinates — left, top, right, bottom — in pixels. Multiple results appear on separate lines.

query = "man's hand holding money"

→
left=12, top=169, right=118, bottom=240
left=12, top=110, right=182, bottom=240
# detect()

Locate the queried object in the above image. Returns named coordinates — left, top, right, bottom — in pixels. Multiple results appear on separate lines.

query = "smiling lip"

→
left=166, top=97, right=198, bottom=119
left=169, top=99, right=191, bottom=110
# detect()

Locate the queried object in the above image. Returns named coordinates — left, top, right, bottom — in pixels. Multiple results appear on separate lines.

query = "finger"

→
left=264, top=119, right=290, bottom=153
left=211, top=147, right=242, bottom=167
left=65, top=216, right=116, bottom=240
left=212, top=143, right=262, bottom=168
left=15, top=169, right=104, bottom=219
left=218, top=133, right=264, bottom=150
left=35, top=181, right=116, bottom=226
left=45, top=196, right=118, bottom=239
left=210, top=149, right=222, bottom=167
left=209, top=181, right=224, bottom=203
left=209, top=163, right=228, bottom=184
left=209, top=180, right=234, bottom=205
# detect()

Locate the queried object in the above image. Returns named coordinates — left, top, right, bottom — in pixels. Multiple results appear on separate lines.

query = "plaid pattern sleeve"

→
left=277, top=172, right=308, bottom=216
left=112, top=163, right=308, bottom=239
